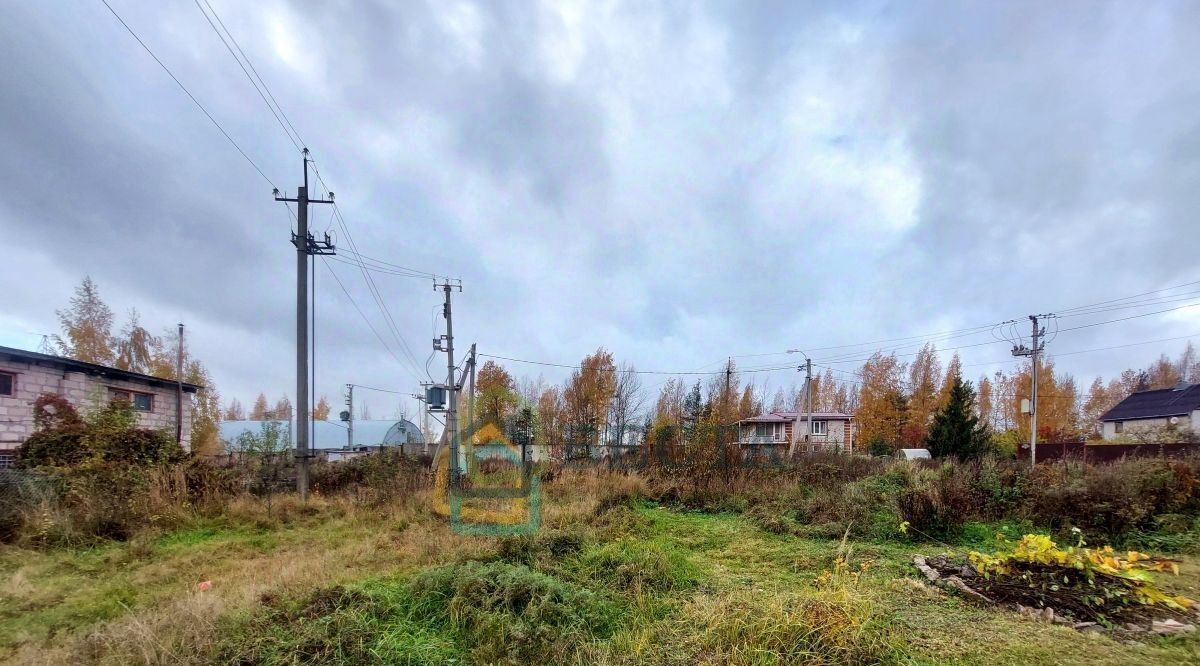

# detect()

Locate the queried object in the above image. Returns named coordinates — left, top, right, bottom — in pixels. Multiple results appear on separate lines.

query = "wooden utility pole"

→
left=275, top=149, right=335, bottom=500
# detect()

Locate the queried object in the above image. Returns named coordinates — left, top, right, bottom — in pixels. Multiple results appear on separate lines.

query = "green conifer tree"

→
left=925, top=373, right=989, bottom=460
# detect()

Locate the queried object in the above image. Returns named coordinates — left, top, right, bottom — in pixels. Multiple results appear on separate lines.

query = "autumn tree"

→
left=536, top=386, right=565, bottom=451
left=976, top=374, right=993, bottom=428
left=998, top=358, right=1079, bottom=441
left=1146, top=354, right=1183, bottom=390
left=1080, top=376, right=1119, bottom=439
left=738, top=384, right=759, bottom=419
left=313, top=396, right=331, bottom=420
left=274, top=396, right=294, bottom=421
left=114, top=309, right=154, bottom=373
left=55, top=276, right=115, bottom=365
left=475, top=360, right=518, bottom=426
left=855, top=352, right=908, bottom=447
left=936, top=353, right=963, bottom=409
left=225, top=398, right=246, bottom=421
left=250, top=393, right=270, bottom=420
left=562, top=348, right=616, bottom=451
left=904, top=343, right=942, bottom=445
left=185, top=360, right=222, bottom=456
left=608, top=363, right=645, bottom=446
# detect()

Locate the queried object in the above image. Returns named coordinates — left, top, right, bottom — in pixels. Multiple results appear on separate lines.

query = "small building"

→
left=0, top=345, right=200, bottom=467
left=736, top=411, right=856, bottom=453
left=1098, top=381, right=1200, bottom=441
left=896, top=448, right=931, bottom=460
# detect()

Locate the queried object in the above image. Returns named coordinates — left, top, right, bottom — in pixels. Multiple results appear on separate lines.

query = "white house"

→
left=1098, top=381, right=1200, bottom=440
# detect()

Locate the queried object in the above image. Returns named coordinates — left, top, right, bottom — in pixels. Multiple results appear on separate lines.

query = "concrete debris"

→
left=1152, top=619, right=1195, bottom=636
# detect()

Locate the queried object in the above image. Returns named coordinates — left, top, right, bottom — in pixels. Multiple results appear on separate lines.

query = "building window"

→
left=811, top=420, right=827, bottom=435
left=0, top=372, right=14, bottom=397
left=0, top=450, right=14, bottom=469
left=754, top=423, right=770, bottom=437
left=1114, top=422, right=1123, bottom=434
left=110, top=388, right=153, bottom=412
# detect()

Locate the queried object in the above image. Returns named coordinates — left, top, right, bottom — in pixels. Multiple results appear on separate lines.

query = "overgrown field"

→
left=3, top=460, right=1200, bottom=665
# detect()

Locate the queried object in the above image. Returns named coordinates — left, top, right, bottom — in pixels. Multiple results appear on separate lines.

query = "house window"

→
left=754, top=423, right=770, bottom=437
left=0, top=372, right=14, bottom=397
left=110, top=388, right=153, bottom=412
left=0, top=450, right=13, bottom=469
left=1114, top=422, right=1123, bottom=434
left=811, top=420, right=827, bottom=435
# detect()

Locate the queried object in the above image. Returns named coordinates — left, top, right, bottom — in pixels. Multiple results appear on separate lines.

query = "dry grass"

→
left=0, top=471, right=641, bottom=665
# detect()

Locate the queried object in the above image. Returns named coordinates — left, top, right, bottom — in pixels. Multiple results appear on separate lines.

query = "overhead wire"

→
left=99, top=0, right=277, bottom=188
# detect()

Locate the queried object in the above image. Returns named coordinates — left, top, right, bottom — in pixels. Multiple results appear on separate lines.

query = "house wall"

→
left=793, top=418, right=854, bottom=452
left=0, top=357, right=193, bottom=460
left=1101, top=415, right=1192, bottom=441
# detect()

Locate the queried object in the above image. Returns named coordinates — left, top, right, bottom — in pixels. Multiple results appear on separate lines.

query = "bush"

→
left=409, top=561, right=621, bottom=664
left=1026, top=458, right=1200, bottom=538
left=17, top=393, right=182, bottom=468
left=309, top=450, right=430, bottom=501
left=574, top=540, right=700, bottom=594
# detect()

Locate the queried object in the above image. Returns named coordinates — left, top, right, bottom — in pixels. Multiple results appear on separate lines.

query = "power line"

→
left=99, top=0, right=276, bottom=188
left=1055, top=279, right=1200, bottom=315
left=329, top=204, right=428, bottom=379
left=191, top=0, right=302, bottom=153
left=321, top=257, right=417, bottom=379
left=347, top=383, right=410, bottom=395
left=478, top=352, right=796, bottom=376
left=197, top=0, right=306, bottom=147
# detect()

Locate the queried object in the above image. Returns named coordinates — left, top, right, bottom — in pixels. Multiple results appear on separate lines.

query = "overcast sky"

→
left=3, top=1, right=1199, bottom=418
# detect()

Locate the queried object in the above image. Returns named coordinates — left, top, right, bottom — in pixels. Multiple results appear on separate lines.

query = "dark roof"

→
left=1099, top=384, right=1200, bottom=422
left=0, top=345, right=202, bottom=392
left=738, top=411, right=853, bottom=424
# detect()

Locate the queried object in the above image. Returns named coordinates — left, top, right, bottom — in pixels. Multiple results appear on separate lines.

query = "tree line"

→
left=467, top=340, right=1200, bottom=458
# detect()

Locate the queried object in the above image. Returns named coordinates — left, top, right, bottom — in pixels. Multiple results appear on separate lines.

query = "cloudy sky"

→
left=3, top=1, right=1199, bottom=418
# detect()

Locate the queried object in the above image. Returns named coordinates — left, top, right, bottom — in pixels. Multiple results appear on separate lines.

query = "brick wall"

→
left=0, top=358, right=193, bottom=455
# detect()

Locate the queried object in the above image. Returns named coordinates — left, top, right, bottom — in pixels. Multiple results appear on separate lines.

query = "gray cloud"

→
left=2, top=0, right=1199, bottom=414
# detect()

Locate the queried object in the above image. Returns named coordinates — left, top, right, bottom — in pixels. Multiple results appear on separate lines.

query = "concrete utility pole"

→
left=275, top=149, right=335, bottom=501
left=345, top=384, right=354, bottom=449
left=1012, top=314, right=1049, bottom=466
left=804, top=358, right=813, bottom=454
left=176, top=323, right=184, bottom=445
left=785, top=350, right=812, bottom=457
left=467, top=343, right=477, bottom=432
left=434, top=281, right=462, bottom=481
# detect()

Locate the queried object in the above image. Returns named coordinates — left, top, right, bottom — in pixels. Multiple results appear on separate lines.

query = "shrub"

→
left=310, top=450, right=430, bottom=501
left=497, top=528, right=587, bottom=564
left=895, top=466, right=973, bottom=539
left=17, top=393, right=182, bottom=468
left=574, top=540, right=700, bottom=594
left=409, top=561, right=621, bottom=664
